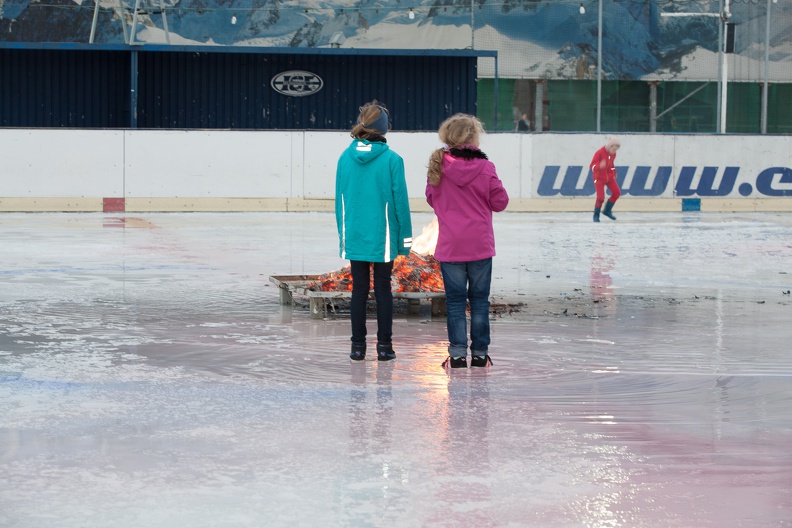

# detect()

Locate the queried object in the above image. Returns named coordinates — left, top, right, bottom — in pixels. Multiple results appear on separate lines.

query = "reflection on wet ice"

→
left=1, top=212, right=791, bottom=527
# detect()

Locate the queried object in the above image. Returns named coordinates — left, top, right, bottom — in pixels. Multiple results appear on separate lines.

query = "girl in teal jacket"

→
left=335, top=101, right=413, bottom=362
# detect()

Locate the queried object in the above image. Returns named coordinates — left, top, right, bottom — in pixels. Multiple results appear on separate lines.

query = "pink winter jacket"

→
left=425, top=148, right=509, bottom=262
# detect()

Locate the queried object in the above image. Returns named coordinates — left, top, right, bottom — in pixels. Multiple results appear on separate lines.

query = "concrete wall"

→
left=1, top=129, right=791, bottom=212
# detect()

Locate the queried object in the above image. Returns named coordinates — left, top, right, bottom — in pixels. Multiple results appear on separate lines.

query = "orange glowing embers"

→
left=313, top=252, right=444, bottom=292
left=312, top=218, right=444, bottom=293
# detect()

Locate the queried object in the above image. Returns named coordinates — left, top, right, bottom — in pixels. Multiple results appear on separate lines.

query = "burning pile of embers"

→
left=304, top=218, right=522, bottom=316
left=311, top=252, right=444, bottom=293
left=311, top=218, right=444, bottom=293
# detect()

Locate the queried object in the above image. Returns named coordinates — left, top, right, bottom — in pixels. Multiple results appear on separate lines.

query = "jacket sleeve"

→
left=488, top=163, right=509, bottom=213
left=590, top=148, right=604, bottom=180
left=391, top=155, right=413, bottom=256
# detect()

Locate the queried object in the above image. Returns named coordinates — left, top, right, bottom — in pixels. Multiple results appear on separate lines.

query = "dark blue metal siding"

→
left=0, top=48, right=130, bottom=127
left=1, top=45, right=485, bottom=131
left=318, top=54, right=476, bottom=131
left=137, top=52, right=476, bottom=130
left=138, top=51, right=272, bottom=129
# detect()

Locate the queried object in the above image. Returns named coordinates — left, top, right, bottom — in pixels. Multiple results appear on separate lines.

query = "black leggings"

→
left=350, top=260, right=394, bottom=346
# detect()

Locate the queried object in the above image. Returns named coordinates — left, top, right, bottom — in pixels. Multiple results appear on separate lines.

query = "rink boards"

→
left=1, top=130, right=791, bottom=212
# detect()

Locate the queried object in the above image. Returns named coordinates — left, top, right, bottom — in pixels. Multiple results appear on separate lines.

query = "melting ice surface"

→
left=1, top=212, right=791, bottom=527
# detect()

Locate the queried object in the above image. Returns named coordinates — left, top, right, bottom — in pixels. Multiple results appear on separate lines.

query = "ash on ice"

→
left=1, top=211, right=791, bottom=528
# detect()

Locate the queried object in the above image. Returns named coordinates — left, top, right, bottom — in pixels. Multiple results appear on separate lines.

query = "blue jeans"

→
left=440, top=258, right=492, bottom=357
left=350, top=260, right=394, bottom=347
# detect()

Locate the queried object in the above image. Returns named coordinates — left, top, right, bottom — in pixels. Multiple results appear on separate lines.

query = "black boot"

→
left=350, top=343, right=366, bottom=361
left=602, top=201, right=617, bottom=220
left=376, top=342, right=396, bottom=361
left=593, top=207, right=601, bottom=223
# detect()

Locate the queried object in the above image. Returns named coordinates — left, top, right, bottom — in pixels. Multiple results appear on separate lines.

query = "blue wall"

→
left=0, top=45, right=490, bottom=131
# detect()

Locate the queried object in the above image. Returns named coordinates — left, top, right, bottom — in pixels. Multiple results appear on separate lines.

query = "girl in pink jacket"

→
left=425, top=114, right=509, bottom=369
left=590, top=136, right=622, bottom=222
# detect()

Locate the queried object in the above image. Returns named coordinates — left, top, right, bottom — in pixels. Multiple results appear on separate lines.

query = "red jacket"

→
left=590, top=146, right=617, bottom=183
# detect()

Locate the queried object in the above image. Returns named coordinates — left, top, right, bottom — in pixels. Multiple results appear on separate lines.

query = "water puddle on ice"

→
left=2, top=212, right=791, bottom=526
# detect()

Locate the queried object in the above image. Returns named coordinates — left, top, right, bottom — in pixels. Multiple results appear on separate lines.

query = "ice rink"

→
left=1, top=211, right=791, bottom=527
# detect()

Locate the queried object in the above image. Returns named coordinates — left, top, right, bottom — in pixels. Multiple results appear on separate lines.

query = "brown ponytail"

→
left=352, top=100, right=389, bottom=140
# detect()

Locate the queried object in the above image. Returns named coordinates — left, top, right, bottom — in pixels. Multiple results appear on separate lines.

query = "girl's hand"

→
left=599, top=160, right=606, bottom=169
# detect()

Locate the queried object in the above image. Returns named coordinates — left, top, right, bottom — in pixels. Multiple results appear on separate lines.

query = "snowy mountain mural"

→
left=1, top=0, right=791, bottom=81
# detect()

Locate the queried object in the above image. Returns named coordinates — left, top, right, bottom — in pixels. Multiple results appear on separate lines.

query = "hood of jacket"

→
left=442, top=148, right=489, bottom=187
left=345, top=139, right=390, bottom=165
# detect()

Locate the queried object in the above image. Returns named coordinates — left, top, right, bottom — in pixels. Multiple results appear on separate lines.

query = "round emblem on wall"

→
left=271, top=70, right=324, bottom=97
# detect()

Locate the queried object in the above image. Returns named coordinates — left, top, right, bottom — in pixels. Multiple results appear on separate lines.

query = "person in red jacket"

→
left=590, top=136, right=621, bottom=222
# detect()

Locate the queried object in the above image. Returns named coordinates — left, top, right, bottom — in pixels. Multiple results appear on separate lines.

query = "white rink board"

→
left=301, top=131, right=350, bottom=199
left=0, top=129, right=124, bottom=197
left=124, top=130, right=295, bottom=198
left=529, top=134, right=678, bottom=198
left=1, top=130, right=791, bottom=204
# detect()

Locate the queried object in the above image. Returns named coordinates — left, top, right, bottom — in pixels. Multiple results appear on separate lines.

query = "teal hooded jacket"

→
left=335, top=138, right=413, bottom=262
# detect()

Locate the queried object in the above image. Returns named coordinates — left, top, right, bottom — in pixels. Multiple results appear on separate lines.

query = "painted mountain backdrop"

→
left=2, top=0, right=791, bottom=81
